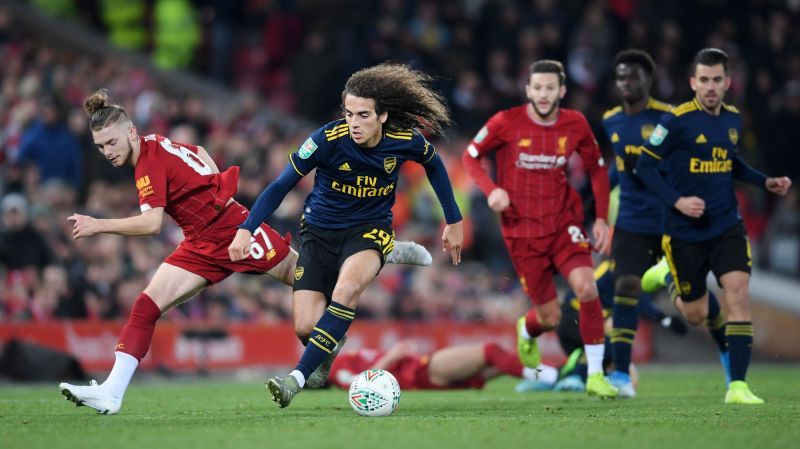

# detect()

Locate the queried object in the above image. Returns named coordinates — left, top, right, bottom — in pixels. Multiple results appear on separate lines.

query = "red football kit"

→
left=329, top=349, right=486, bottom=391
left=134, top=134, right=290, bottom=284
left=462, top=106, right=610, bottom=304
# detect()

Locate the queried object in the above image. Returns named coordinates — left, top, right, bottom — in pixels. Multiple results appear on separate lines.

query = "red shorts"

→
left=505, top=222, right=593, bottom=305
left=164, top=202, right=291, bottom=284
left=396, top=355, right=486, bottom=390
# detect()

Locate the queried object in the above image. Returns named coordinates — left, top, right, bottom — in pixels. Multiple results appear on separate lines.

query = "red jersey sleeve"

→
left=575, top=114, right=610, bottom=221
left=170, top=140, right=201, bottom=154
left=462, top=111, right=507, bottom=196
left=134, top=142, right=168, bottom=212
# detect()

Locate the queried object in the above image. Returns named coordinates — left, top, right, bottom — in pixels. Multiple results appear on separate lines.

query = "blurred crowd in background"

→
left=1, top=0, right=799, bottom=324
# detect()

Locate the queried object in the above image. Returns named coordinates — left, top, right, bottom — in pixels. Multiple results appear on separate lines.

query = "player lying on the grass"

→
left=516, top=259, right=727, bottom=393
left=322, top=339, right=542, bottom=391
left=58, top=89, right=432, bottom=415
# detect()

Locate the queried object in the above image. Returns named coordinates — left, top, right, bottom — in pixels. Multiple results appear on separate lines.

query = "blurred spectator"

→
left=290, top=29, right=340, bottom=122
left=153, top=0, right=201, bottom=69
left=763, top=81, right=800, bottom=184
left=3, top=0, right=799, bottom=324
left=761, top=189, right=800, bottom=276
left=15, top=93, right=82, bottom=188
left=0, top=193, right=52, bottom=272
left=100, top=0, right=147, bottom=51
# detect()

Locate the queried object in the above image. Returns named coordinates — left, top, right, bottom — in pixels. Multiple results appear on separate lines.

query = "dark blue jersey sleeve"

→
left=288, top=126, right=332, bottom=176
left=608, top=164, right=619, bottom=189
left=239, top=163, right=302, bottom=232
left=635, top=114, right=682, bottom=207
left=423, top=153, right=462, bottom=224
left=732, top=154, right=768, bottom=188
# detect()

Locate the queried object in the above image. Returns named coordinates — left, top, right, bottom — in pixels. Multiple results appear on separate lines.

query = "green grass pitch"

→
left=2, top=365, right=799, bottom=449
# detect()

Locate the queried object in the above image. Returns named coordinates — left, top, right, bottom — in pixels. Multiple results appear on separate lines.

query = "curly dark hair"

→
left=342, top=63, right=452, bottom=136
left=612, top=49, right=656, bottom=75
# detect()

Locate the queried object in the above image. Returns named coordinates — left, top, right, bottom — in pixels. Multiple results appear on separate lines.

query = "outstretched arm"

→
left=68, top=207, right=164, bottom=238
left=372, top=340, right=416, bottom=371
left=732, top=155, right=792, bottom=195
left=228, top=163, right=302, bottom=261
left=423, top=153, right=464, bottom=265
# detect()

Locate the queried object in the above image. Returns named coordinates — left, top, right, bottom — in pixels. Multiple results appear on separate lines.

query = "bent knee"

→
left=683, top=310, right=706, bottom=326
left=573, top=282, right=599, bottom=302
left=539, top=309, right=561, bottom=328
left=294, top=315, right=316, bottom=339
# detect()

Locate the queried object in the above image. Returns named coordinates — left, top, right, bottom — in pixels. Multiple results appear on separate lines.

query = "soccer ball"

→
left=348, top=369, right=401, bottom=417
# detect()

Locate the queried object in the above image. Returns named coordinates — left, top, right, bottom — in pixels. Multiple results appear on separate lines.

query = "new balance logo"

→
left=695, top=134, right=707, bottom=144
left=338, top=162, right=352, bottom=171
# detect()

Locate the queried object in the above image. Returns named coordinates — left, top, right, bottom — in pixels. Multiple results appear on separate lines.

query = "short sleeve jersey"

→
left=134, top=134, right=238, bottom=240
left=288, top=120, right=436, bottom=229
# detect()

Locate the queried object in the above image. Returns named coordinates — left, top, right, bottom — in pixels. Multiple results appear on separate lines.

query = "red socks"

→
left=524, top=309, right=546, bottom=337
left=579, top=297, right=605, bottom=345
left=116, top=293, right=161, bottom=361
left=483, top=342, right=523, bottom=377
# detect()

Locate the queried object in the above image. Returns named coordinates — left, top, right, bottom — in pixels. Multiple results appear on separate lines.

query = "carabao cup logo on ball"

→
left=348, top=369, right=401, bottom=417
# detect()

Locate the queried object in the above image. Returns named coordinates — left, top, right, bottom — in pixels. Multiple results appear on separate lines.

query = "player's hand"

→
left=487, top=187, right=510, bottom=212
left=67, top=214, right=100, bottom=239
left=592, top=218, right=611, bottom=255
left=442, top=221, right=463, bottom=265
left=228, top=228, right=253, bottom=261
left=674, top=196, right=705, bottom=218
left=766, top=176, right=791, bottom=196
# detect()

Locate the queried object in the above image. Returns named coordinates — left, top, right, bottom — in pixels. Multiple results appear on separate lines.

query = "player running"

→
left=58, top=89, right=431, bottom=415
left=601, top=49, right=674, bottom=397
left=228, top=63, right=464, bottom=408
left=462, top=60, right=617, bottom=398
left=635, top=48, right=791, bottom=404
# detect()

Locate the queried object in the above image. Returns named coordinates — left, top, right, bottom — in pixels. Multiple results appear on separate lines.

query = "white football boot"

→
left=59, top=380, right=122, bottom=415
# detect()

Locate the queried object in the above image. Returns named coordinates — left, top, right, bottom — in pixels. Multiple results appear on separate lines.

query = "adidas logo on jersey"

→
left=695, top=134, right=707, bottom=144
left=338, top=162, right=352, bottom=171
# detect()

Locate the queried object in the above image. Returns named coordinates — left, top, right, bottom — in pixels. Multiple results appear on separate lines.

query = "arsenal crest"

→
left=641, top=124, right=654, bottom=140
left=384, top=157, right=397, bottom=174
left=728, top=128, right=738, bottom=145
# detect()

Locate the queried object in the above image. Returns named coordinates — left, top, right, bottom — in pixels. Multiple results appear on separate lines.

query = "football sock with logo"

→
left=524, top=309, right=546, bottom=337
left=706, top=291, right=726, bottom=353
left=725, top=321, right=753, bottom=382
left=117, top=293, right=161, bottom=361
left=293, top=301, right=355, bottom=384
left=611, top=295, right=639, bottom=375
